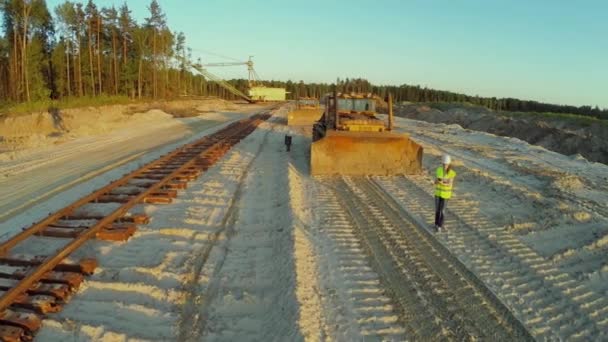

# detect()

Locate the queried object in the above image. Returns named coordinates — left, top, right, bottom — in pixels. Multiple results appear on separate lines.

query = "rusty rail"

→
left=0, top=108, right=274, bottom=341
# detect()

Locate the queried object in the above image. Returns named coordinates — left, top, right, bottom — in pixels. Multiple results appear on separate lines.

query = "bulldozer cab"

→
left=336, top=97, right=375, bottom=113
left=320, top=93, right=386, bottom=133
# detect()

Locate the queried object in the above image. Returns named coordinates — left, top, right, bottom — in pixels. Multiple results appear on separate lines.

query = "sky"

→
left=36, top=0, right=608, bottom=108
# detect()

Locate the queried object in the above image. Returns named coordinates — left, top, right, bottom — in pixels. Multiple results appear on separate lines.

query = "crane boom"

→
left=190, top=63, right=254, bottom=103
left=201, top=56, right=259, bottom=87
left=202, top=62, right=247, bottom=67
left=177, top=54, right=265, bottom=103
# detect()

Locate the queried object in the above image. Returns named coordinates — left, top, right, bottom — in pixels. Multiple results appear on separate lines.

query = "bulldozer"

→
left=288, top=97, right=324, bottom=126
left=311, top=92, right=423, bottom=175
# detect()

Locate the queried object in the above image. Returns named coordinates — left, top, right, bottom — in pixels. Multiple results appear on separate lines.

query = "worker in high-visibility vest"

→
left=434, top=154, right=456, bottom=232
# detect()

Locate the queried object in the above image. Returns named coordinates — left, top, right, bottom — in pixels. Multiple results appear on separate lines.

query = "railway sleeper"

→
left=39, top=222, right=139, bottom=243
left=0, top=324, right=27, bottom=342
left=150, top=190, right=178, bottom=198
left=202, top=159, right=220, bottom=166
left=61, top=214, right=104, bottom=221
left=134, top=174, right=168, bottom=180
left=95, top=190, right=178, bottom=205
left=163, top=182, right=188, bottom=190
left=61, top=213, right=149, bottom=225
left=143, top=195, right=172, bottom=204
left=0, top=256, right=97, bottom=276
left=173, top=153, right=205, bottom=158
left=0, top=280, right=69, bottom=302
left=165, top=155, right=198, bottom=160
left=0, top=310, right=40, bottom=338
left=95, top=195, right=132, bottom=204
left=172, top=174, right=197, bottom=182
left=96, top=223, right=138, bottom=242
left=167, top=158, right=200, bottom=163
left=135, top=170, right=196, bottom=179
left=34, top=272, right=83, bottom=290
left=108, top=188, right=143, bottom=196
left=143, top=170, right=174, bottom=175
left=1, top=292, right=60, bottom=315
left=38, top=222, right=137, bottom=242
left=149, top=163, right=181, bottom=168
left=0, top=268, right=83, bottom=290
left=34, top=227, right=83, bottom=239
left=160, top=163, right=196, bottom=168
left=150, top=166, right=198, bottom=174
left=120, top=214, right=149, bottom=225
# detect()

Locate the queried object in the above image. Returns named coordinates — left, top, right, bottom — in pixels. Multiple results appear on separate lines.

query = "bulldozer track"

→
left=376, top=175, right=608, bottom=341
left=314, top=180, right=408, bottom=340
left=0, top=108, right=275, bottom=341
left=317, top=176, right=534, bottom=341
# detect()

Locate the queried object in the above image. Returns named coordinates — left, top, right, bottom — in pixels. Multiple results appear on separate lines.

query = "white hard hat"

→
left=442, top=154, right=452, bottom=164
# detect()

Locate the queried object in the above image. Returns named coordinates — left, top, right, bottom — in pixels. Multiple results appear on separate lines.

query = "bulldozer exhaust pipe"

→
left=333, top=90, right=339, bottom=129
left=388, top=93, right=394, bottom=131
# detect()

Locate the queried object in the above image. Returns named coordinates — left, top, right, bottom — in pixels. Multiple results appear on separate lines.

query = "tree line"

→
left=0, top=0, right=229, bottom=105
left=231, top=78, right=607, bottom=120
left=1, top=0, right=605, bottom=120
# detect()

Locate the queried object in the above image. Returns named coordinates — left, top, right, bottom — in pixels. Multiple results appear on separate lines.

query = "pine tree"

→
left=145, top=0, right=166, bottom=99
left=54, top=1, right=77, bottom=98
left=102, top=6, right=119, bottom=95
left=84, top=0, right=98, bottom=95
left=0, top=35, right=9, bottom=100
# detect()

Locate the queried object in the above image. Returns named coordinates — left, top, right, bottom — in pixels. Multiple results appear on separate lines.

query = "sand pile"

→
left=0, top=99, right=238, bottom=152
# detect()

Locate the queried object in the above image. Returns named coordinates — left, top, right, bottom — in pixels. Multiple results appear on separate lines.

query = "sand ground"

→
left=1, top=103, right=606, bottom=341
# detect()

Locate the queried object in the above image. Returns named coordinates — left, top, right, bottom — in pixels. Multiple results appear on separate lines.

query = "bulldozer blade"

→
left=288, top=108, right=324, bottom=126
left=311, top=130, right=422, bottom=176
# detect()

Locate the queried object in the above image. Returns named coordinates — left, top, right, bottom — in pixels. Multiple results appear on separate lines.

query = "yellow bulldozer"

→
left=311, top=92, right=423, bottom=175
left=288, top=97, right=324, bottom=126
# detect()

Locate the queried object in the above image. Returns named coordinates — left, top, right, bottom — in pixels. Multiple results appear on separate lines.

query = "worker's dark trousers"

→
left=435, top=196, right=447, bottom=227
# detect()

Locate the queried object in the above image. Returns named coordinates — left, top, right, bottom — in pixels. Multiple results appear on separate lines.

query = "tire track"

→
left=376, top=175, right=608, bottom=341
left=322, top=176, right=533, bottom=341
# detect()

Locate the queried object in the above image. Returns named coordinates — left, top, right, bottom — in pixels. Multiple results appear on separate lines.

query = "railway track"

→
left=0, top=109, right=274, bottom=341
left=318, top=175, right=534, bottom=341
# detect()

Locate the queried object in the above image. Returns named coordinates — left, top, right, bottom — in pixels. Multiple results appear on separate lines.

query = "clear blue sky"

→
left=39, top=0, right=608, bottom=107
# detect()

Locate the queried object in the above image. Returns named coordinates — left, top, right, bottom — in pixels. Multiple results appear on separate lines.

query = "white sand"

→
left=387, top=116, right=608, bottom=292
left=376, top=115, right=608, bottom=339
left=3, top=105, right=607, bottom=340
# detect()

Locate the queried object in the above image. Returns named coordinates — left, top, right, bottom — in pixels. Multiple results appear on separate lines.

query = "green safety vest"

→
left=435, top=167, right=456, bottom=199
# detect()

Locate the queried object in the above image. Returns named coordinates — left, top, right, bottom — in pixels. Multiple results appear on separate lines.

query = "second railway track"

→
left=0, top=108, right=275, bottom=341
left=317, top=175, right=534, bottom=341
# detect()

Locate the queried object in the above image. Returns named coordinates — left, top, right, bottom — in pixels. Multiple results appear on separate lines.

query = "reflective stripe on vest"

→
left=435, top=167, right=456, bottom=199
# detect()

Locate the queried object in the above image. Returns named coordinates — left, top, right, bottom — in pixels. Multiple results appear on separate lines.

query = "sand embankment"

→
left=396, top=104, right=608, bottom=164
left=0, top=98, right=238, bottom=153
